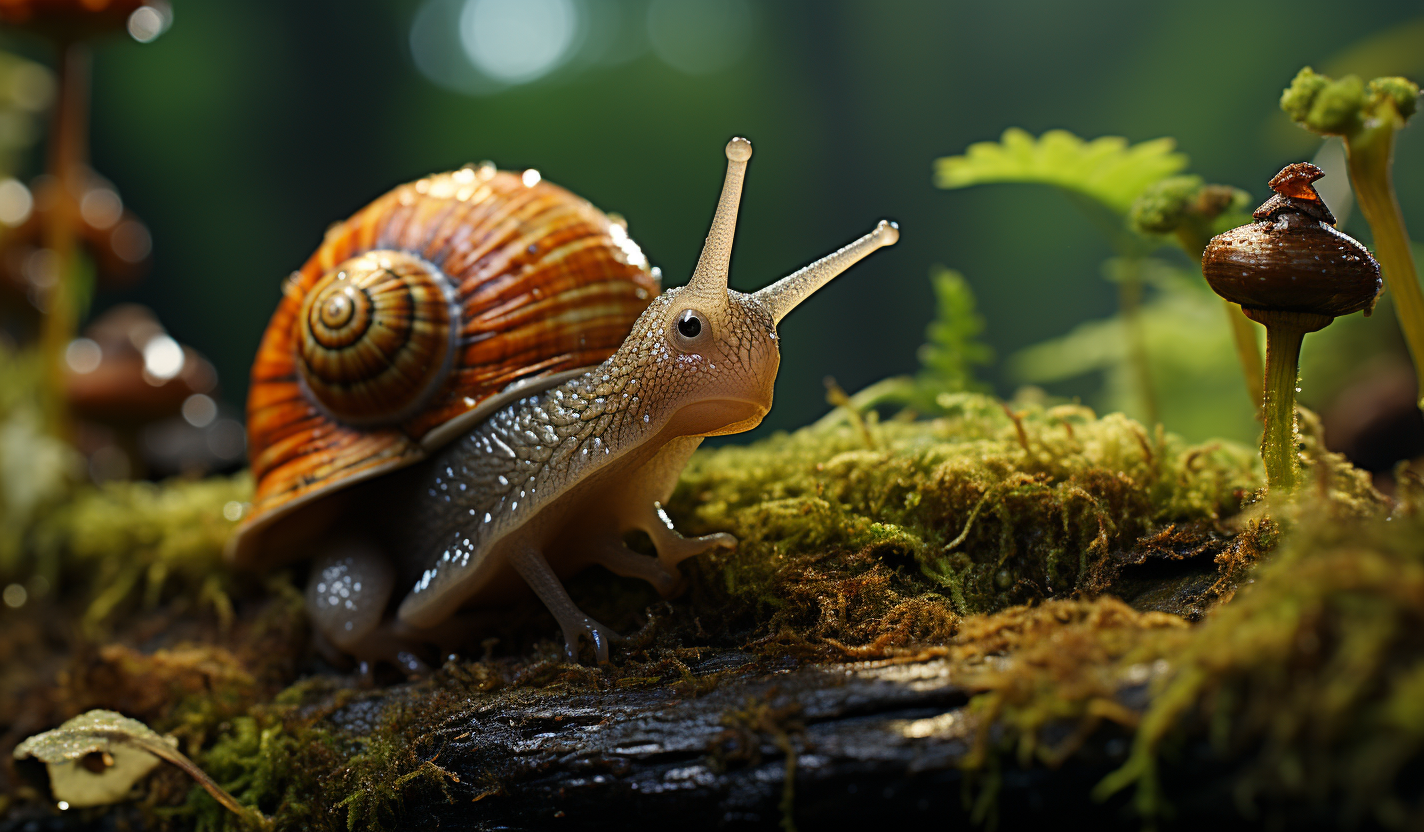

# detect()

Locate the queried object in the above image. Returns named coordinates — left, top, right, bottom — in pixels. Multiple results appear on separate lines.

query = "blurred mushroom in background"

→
left=63, top=304, right=242, bottom=482
left=0, top=0, right=171, bottom=431
left=0, top=167, right=152, bottom=310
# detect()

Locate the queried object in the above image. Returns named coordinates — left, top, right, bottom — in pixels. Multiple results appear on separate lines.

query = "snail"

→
left=227, top=138, right=898, bottom=665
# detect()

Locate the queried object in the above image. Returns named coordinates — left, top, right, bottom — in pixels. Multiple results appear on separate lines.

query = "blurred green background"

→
left=7, top=0, right=1424, bottom=444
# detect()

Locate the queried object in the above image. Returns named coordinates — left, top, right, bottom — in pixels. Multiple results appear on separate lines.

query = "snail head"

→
left=615, top=137, right=898, bottom=439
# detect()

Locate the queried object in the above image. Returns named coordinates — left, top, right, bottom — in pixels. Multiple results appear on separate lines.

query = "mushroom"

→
left=1202, top=162, right=1381, bottom=492
left=0, top=0, right=172, bottom=431
left=63, top=304, right=219, bottom=480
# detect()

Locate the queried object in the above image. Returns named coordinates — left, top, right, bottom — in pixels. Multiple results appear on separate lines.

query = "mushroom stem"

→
left=1344, top=122, right=1424, bottom=410
left=1253, top=310, right=1331, bottom=493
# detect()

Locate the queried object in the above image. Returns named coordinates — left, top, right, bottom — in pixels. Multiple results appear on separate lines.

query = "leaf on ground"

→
left=14, top=710, right=176, bottom=808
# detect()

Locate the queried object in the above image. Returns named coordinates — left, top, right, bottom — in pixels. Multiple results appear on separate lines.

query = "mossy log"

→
left=4, top=392, right=1420, bottom=831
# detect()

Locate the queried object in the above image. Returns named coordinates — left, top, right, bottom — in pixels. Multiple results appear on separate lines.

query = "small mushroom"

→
left=63, top=304, right=219, bottom=480
left=1202, top=162, right=1381, bottom=492
left=0, top=169, right=152, bottom=306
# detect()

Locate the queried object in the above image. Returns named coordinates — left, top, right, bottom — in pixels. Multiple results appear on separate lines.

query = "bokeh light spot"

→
left=0, top=177, right=32, bottom=226
left=111, top=219, right=152, bottom=264
left=2, top=583, right=26, bottom=609
left=459, top=0, right=579, bottom=84
left=181, top=393, right=218, bottom=428
left=128, top=5, right=171, bottom=43
left=142, top=335, right=184, bottom=381
left=65, top=338, right=102, bottom=374
left=80, top=187, right=123, bottom=230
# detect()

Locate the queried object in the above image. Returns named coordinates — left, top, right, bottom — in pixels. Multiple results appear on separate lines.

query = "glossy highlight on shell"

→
left=233, top=164, right=660, bottom=564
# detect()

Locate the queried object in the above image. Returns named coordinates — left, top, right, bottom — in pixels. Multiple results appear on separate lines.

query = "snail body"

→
left=230, top=139, right=898, bottom=664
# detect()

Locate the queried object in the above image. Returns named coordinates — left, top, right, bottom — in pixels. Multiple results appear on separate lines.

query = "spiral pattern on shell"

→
left=296, top=251, right=458, bottom=425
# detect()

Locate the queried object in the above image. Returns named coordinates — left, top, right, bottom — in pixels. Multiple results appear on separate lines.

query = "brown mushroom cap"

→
left=1202, top=162, right=1380, bottom=319
left=65, top=304, right=217, bottom=425
left=1202, top=214, right=1380, bottom=317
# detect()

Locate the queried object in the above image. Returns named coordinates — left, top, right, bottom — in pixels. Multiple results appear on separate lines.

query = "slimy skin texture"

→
left=308, top=139, right=899, bottom=663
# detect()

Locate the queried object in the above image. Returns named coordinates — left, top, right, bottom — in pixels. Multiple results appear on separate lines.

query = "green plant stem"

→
left=1257, top=312, right=1330, bottom=493
left=1116, top=258, right=1158, bottom=425
left=1223, top=300, right=1264, bottom=412
left=1344, top=120, right=1424, bottom=410
left=126, top=735, right=271, bottom=829
left=36, top=43, right=88, bottom=438
left=1175, top=227, right=1264, bottom=412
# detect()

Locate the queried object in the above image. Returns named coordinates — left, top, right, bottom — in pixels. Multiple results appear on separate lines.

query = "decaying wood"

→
left=352, top=652, right=1148, bottom=831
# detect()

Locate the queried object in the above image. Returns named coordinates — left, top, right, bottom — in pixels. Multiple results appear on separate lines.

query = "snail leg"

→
left=637, top=501, right=737, bottom=573
left=508, top=541, right=618, bottom=664
left=587, top=539, right=681, bottom=597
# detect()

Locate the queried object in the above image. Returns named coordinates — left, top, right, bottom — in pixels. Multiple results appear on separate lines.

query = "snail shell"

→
left=233, top=164, right=659, bottom=563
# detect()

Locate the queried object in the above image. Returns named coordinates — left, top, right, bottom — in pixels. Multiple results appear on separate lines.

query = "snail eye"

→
left=671, top=308, right=710, bottom=351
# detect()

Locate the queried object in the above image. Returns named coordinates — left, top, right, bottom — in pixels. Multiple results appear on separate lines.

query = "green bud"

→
left=1129, top=177, right=1249, bottom=238
left=1282, top=67, right=1420, bottom=136
left=1368, top=76, right=1419, bottom=122
left=1309, top=74, right=1365, bottom=135
left=1281, top=67, right=1364, bottom=135
left=1196, top=184, right=1251, bottom=222
left=1281, top=67, right=1331, bottom=127
left=1129, top=175, right=1203, bottom=234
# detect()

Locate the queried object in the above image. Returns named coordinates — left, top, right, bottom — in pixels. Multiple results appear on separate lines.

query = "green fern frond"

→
left=934, top=128, right=1188, bottom=215
left=919, top=267, right=994, bottom=395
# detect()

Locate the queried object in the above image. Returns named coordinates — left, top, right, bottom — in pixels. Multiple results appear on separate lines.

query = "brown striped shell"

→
left=228, top=164, right=660, bottom=565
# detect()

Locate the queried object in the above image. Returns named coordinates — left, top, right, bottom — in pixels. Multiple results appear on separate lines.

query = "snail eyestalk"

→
left=687, top=137, right=753, bottom=296
left=754, top=220, right=900, bottom=324
left=1201, top=162, right=1380, bottom=495
left=1281, top=68, right=1424, bottom=410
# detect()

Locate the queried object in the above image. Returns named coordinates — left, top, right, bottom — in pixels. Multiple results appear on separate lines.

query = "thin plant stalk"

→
left=1116, top=258, right=1158, bottom=425
left=121, top=733, right=270, bottom=828
left=1175, top=227, right=1263, bottom=411
left=1343, top=121, right=1424, bottom=409
left=36, top=43, right=88, bottom=436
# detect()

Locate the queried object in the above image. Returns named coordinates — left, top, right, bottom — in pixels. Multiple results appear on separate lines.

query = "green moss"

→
left=32, top=474, right=253, bottom=631
left=1095, top=491, right=1424, bottom=825
left=672, top=393, right=1258, bottom=650
left=1, top=356, right=1403, bottom=830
